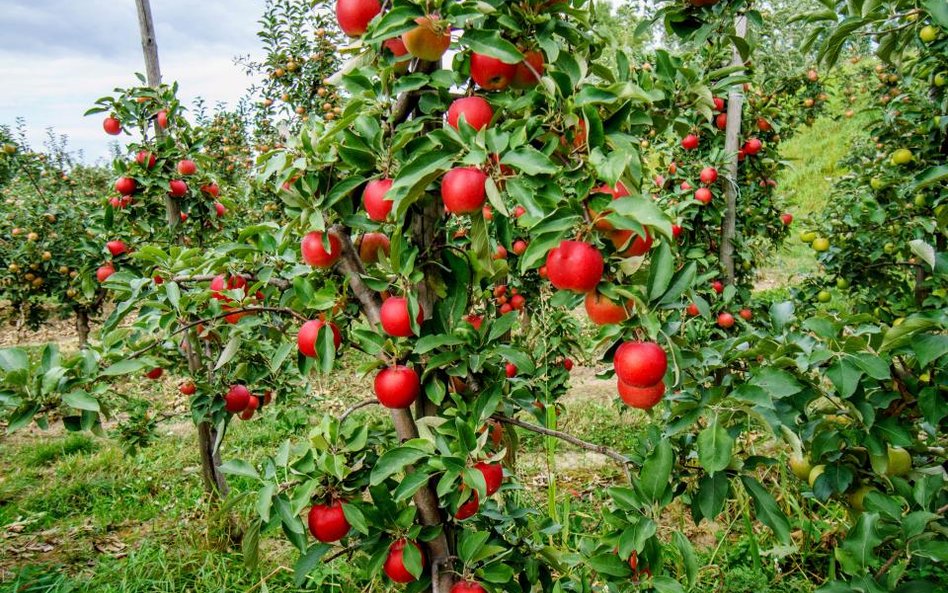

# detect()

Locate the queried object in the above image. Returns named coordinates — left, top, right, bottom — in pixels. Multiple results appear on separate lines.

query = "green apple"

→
left=789, top=454, right=812, bottom=481
left=800, top=231, right=817, bottom=243
left=891, top=148, right=913, bottom=165
left=836, top=278, right=850, bottom=289
left=848, top=485, right=876, bottom=512
left=919, top=25, right=938, bottom=44
left=870, top=177, right=886, bottom=190
left=808, top=464, right=826, bottom=488
left=883, top=242, right=896, bottom=254
left=817, top=290, right=832, bottom=303
left=914, top=194, right=926, bottom=208
left=812, top=237, right=830, bottom=252
left=935, top=72, right=946, bottom=87
left=887, top=447, right=912, bottom=476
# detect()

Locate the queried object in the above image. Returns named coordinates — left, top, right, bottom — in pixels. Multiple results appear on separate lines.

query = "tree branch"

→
left=874, top=502, right=948, bottom=580
left=491, top=414, right=634, bottom=482
left=339, top=399, right=378, bottom=422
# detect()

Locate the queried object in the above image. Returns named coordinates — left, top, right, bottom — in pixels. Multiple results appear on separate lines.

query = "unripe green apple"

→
left=789, top=454, right=812, bottom=481
left=808, top=464, right=826, bottom=488
left=848, top=485, right=876, bottom=512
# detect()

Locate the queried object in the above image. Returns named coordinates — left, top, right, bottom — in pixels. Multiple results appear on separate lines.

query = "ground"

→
left=0, top=109, right=864, bottom=592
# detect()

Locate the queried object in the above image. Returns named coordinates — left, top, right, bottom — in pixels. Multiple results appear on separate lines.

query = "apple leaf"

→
left=740, top=476, right=791, bottom=544
left=460, top=30, right=523, bottom=63
left=697, top=417, right=733, bottom=474
left=501, top=147, right=557, bottom=175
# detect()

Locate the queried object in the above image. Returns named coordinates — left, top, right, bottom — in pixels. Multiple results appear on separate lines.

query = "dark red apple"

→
left=179, top=381, right=196, bottom=395
left=614, top=341, right=667, bottom=387
left=106, top=240, right=127, bottom=256
left=474, top=461, right=503, bottom=495
left=743, top=138, right=763, bottom=155
left=145, top=367, right=163, bottom=380
left=301, top=231, right=341, bottom=268
left=307, top=500, right=350, bottom=542
left=298, top=319, right=342, bottom=357
left=511, top=50, right=544, bottom=88
left=115, top=177, right=136, bottom=195
left=374, top=365, right=421, bottom=408
left=169, top=179, right=188, bottom=197
left=713, top=97, right=725, bottom=112
left=470, top=53, right=517, bottom=91
left=681, top=134, right=699, bottom=150
left=712, top=280, right=724, bottom=294
left=454, top=488, right=480, bottom=520
left=505, top=363, right=517, bottom=378
left=384, top=539, right=424, bottom=583
left=225, top=384, right=251, bottom=412
left=715, top=113, right=727, bottom=130
left=380, top=296, right=422, bottom=337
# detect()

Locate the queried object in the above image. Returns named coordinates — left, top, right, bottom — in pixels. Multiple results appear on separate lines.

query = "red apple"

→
left=743, top=138, right=763, bottom=155
left=680, top=181, right=692, bottom=191
left=699, top=167, right=718, bottom=184
left=712, top=280, right=724, bottom=294
left=512, top=239, right=527, bottom=255
left=308, top=500, right=350, bottom=543
left=96, top=264, right=115, bottom=283
left=505, top=362, right=517, bottom=378
left=210, top=274, right=248, bottom=302
left=301, top=231, right=341, bottom=268
left=169, top=179, right=188, bottom=197
left=494, top=245, right=507, bottom=260
left=335, top=0, right=381, bottom=37
left=470, top=53, right=517, bottom=91
left=359, top=232, right=391, bottom=263
left=780, top=213, right=793, bottom=225
left=715, top=113, right=728, bottom=130
left=757, top=117, right=772, bottom=132
left=201, top=182, right=220, bottom=197
left=156, top=110, right=169, bottom=129
left=739, top=308, right=753, bottom=321
left=384, top=539, right=424, bottom=583
left=298, top=319, right=342, bottom=357
left=614, top=341, right=667, bottom=387
left=225, top=384, right=251, bottom=412
left=695, top=188, right=712, bottom=204
left=179, top=381, right=196, bottom=395
left=681, top=134, right=699, bottom=150
left=401, top=16, right=451, bottom=61
left=511, top=50, right=544, bottom=88
left=451, top=581, right=487, bottom=593
left=584, top=291, right=630, bottom=325
left=447, top=97, right=493, bottom=131
left=563, top=358, right=574, bottom=371
left=609, top=229, right=652, bottom=257
left=115, top=177, right=136, bottom=195
left=374, top=365, right=421, bottom=408
left=454, top=488, right=480, bottom=520
left=380, top=296, right=423, bottom=337
left=513, top=205, right=526, bottom=218
left=545, top=241, right=604, bottom=293
left=686, top=303, right=700, bottom=316
left=106, top=240, right=127, bottom=256
left=474, top=461, right=503, bottom=495
left=103, top=116, right=122, bottom=135
left=717, top=312, right=735, bottom=328
left=510, top=294, right=525, bottom=310
left=136, top=150, right=156, bottom=169
left=176, top=159, right=196, bottom=175
left=143, top=368, right=162, bottom=381
left=672, top=224, right=683, bottom=239
left=441, top=167, right=487, bottom=214
left=713, top=97, right=725, bottom=112
left=362, top=178, right=394, bottom=221
left=618, top=379, right=665, bottom=410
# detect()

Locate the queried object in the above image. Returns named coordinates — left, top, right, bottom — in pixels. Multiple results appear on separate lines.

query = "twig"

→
left=491, top=415, right=634, bottom=482
left=339, top=399, right=378, bottom=422
left=874, top=502, right=948, bottom=579
left=245, top=565, right=293, bottom=593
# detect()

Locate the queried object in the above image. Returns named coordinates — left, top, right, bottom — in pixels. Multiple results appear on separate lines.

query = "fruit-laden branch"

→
left=331, top=224, right=453, bottom=592
left=110, top=306, right=310, bottom=367
left=491, top=415, right=633, bottom=483
left=170, top=273, right=291, bottom=290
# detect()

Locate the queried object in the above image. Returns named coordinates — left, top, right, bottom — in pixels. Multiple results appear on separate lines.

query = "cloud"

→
left=0, top=0, right=265, bottom=163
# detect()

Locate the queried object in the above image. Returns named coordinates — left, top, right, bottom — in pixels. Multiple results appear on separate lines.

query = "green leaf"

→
left=652, top=576, right=686, bottom=593
left=672, top=531, right=698, bottom=587
left=460, top=30, right=524, bottom=63
left=697, top=417, right=734, bottom=474
left=458, top=530, right=490, bottom=564
left=913, top=334, right=948, bottom=368
left=370, top=445, right=429, bottom=486
left=393, top=470, right=431, bottom=502
left=749, top=368, right=803, bottom=399
left=658, top=262, right=696, bottom=305
left=62, top=390, right=100, bottom=412
left=922, top=0, right=948, bottom=29
left=500, top=147, right=557, bottom=175
left=390, top=152, right=455, bottom=218
left=587, top=553, right=631, bottom=577
left=215, top=335, right=242, bottom=371
left=826, top=356, right=863, bottom=398
left=694, top=472, right=729, bottom=523
left=638, top=440, right=673, bottom=503
left=838, top=513, right=882, bottom=573
left=165, top=281, right=181, bottom=311
left=609, top=195, right=673, bottom=239
left=100, top=358, right=149, bottom=377
left=219, top=460, right=260, bottom=480
left=647, top=242, right=674, bottom=301
left=257, top=483, right=275, bottom=522
left=341, top=502, right=368, bottom=535
left=740, top=476, right=791, bottom=544
left=414, top=334, right=465, bottom=355
left=402, top=540, right=424, bottom=578
left=294, top=543, right=330, bottom=586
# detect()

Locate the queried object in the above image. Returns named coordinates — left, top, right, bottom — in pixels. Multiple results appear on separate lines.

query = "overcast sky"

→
left=0, top=0, right=265, bottom=164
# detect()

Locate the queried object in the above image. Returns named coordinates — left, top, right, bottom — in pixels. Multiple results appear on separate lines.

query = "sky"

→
left=0, top=0, right=265, bottom=164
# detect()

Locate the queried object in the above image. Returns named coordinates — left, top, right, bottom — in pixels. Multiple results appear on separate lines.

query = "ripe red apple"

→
left=384, top=539, right=425, bottom=583
left=780, top=213, right=793, bottom=225
left=717, top=312, right=735, bottom=328
left=224, top=384, right=251, bottom=412
left=176, top=159, right=196, bottom=175
left=680, top=181, right=692, bottom=191
left=362, top=178, right=394, bottom=221
left=672, top=224, right=682, bottom=239
left=588, top=181, right=630, bottom=231
left=681, top=134, right=699, bottom=150
left=494, top=245, right=507, bottom=260
left=156, top=110, right=169, bottom=129
left=359, top=232, right=391, bottom=263
left=136, top=150, right=156, bottom=169
left=383, top=37, right=410, bottom=73
left=240, top=395, right=260, bottom=420
left=301, top=231, right=341, bottom=268
left=545, top=240, right=604, bottom=293
left=451, top=580, right=487, bottom=593
left=712, top=280, right=724, bottom=294
left=179, top=381, right=196, bottom=395
left=402, top=16, right=451, bottom=61
left=686, top=303, right=700, bottom=316
left=614, top=341, right=667, bottom=387
left=455, top=488, right=480, bottom=520
left=474, top=461, right=503, bottom=495
left=374, top=365, right=420, bottom=409
left=298, top=319, right=342, bottom=357
left=505, top=362, right=517, bottom=378
left=757, top=117, right=772, bottom=132
left=563, top=358, right=574, bottom=371
left=106, top=240, right=127, bottom=256
left=470, top=53, right=517, bottom=91
left=743, top=138, right=763, bottom=155
left=618, top=379, right=665, bottom=410
left=115, top=177, right=136, bottom=195
left=739, top=308, right=753, bottom=321
left=512, top=205, right=526, bottom=218
left=179, top=212, right=188, bottom=221
left=380, top=296, right=423, bottom=337
left=715, top=113, right=728, bottom=130
left=200, top=182, right=219, bottom=197
left=169, top=179, right=188, bottom=197
left=584, top=291, right=630, bottom=325
left=511, top=49, right=544, bottom=88
left=695, top=188, right=712, bottom=204
left=699, top=167, right=718, bottom=184
left=307, top=500, right=350, bottom=542
left=103, top=116, right=122, bottom=135
left=145, top=367, right=163, bottom=380
left=447, top=97, right=493, bottom=131
left=713, top=97, right=725, bottom=112
left=499, top=302, right=513, bottom=314
left=465, top=314, right=484, bottom=330
left=210, top=274, right=248, bottom=302
left=441, top=167, right=487, bottom=214
left=512, top=239, right=527, bottom=255
left=96, top=263, right=115, bottom=283
left=335, top=0, right=381, bottom=37
left=510, top=294, right=525, bottom=310
left=609, top=229, right=652, bottom=257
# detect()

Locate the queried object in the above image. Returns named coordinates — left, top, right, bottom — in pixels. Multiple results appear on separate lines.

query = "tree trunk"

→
left=720, top=15, right=748, bottom=286
left=197, top=421, right=229, bottom=496
left=75, top=309, right=90, bottom=348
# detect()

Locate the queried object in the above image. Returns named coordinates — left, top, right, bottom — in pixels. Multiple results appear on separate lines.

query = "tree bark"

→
left=75, top=309, right=90, bottom=349
left=720, top=15, right=748, bottom=286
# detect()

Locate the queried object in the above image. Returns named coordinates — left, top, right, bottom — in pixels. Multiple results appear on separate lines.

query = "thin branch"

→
left=874, top=502, right=948, bottom=579
left=339, top=399, right=378, bottom=422
left=491, top=414, right=634, bottom=482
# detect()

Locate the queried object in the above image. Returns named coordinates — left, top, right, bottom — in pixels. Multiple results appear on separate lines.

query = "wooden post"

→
left=720, top=15, right=747, bottom=286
